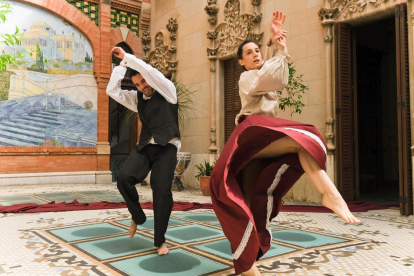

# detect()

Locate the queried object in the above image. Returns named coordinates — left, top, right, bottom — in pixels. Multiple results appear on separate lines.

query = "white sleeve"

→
left=247, top=50, right=290, bottom=96
left=106, top=66, right=138, bottom=112
left=122, top=54, right=177, bottom=104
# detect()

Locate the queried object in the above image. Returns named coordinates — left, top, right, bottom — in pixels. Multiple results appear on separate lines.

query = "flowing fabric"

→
left=210, top=115, right=327, bottom=273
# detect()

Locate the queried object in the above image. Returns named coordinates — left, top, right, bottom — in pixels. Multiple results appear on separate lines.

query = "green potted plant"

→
left=195, top=160, right=215, bottom=196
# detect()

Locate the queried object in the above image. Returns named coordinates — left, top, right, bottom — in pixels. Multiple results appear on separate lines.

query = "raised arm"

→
left=244, top=38, right=290, bottom=95
left=110, top=47, right=177, bottom=104
left=106, top=65, right=138, bottom=112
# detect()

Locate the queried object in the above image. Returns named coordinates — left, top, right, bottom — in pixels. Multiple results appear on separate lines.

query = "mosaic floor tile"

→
left=0, top=199, right=46, bottom=206
left=76, top=235, right=155, bottom=260
left=272, top=229, right=346, bottom=248
left=109, top=249, right=229, bottom=276
left=49, top=223, right=127, bottom=242
left=174, top=213, right=218, bottom=222
left=2, top=184, right=413, bottom=276
left=157, top=224, right=224, bottom=243
left=117, top=217, right=184, bottom=230
left=193, top=238, right=296, bottom=260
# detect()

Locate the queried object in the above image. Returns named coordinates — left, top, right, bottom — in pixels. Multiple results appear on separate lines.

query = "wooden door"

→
left=395, top=3, right=413, bottom=215
left=334, top=23, right=359, bottom=202
left=224, top=58, right=242, bottom=142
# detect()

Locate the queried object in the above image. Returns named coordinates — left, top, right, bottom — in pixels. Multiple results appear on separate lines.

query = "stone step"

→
left=0, top=136, right=39, bottom=146
left=0, top=125, right=45, bottom=139
left=12, top=118, right=57, bottom=128
left=1, top=121, right=46, bottom=132
left=0, top=130, right=45, bottom=144
left=23, top=115, right=62, bottom=126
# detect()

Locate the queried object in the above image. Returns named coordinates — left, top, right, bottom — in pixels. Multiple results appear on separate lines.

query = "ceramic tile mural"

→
left=0, top=1, right=97, bottom=147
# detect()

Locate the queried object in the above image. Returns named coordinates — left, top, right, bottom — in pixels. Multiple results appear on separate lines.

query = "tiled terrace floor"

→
left=1, top=183, right=413, bottom=275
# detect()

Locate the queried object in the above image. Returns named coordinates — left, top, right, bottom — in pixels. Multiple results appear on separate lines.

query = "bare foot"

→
left=241, top=263, right=261, bottom=276
left=156, top=243, right=169, bottom=255
left=129, top=220, right=137, bottom=238
left=322, top=193, right=360, bottom=224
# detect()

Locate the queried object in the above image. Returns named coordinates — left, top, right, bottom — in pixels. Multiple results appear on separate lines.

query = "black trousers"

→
left=117, top=143, right=177, bottom=246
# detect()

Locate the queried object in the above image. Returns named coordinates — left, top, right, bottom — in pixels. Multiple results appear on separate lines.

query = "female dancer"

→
left=210, top=11, right=360, bottom=276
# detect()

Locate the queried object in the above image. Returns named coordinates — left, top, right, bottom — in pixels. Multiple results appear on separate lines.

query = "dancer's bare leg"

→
left=252, top=136, right=360, bottom=224
left=129, top=219, right=137, bottom=238
left=241, top=264, right=261, bottom=276
left=156, top=243, right=169, bottom=255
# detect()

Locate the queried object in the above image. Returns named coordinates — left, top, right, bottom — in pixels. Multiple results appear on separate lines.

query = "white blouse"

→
left=235, top=41, right=290, bottom=125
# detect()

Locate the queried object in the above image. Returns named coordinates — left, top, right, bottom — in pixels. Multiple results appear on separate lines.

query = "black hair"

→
left=237, top=39, right=257, bottom=71
left=130, top=69, right=140, bottom=77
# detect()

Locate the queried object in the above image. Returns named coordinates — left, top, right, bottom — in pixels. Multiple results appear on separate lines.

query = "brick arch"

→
left=110, top=28, right=143, bottom=58
left=20, top=0, right=101, bottom=77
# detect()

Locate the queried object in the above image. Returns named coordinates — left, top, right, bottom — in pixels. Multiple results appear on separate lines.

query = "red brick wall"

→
left=0, top=0, right=110, bottom=174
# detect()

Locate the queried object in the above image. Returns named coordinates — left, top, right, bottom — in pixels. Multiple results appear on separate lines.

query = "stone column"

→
left=318, top=2, right=339, bottom=181
left=205, top=0, right=219, bottom=155
left=95, top=0, right=112, bottom=183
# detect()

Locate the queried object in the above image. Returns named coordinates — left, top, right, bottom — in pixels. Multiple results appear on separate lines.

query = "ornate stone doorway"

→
left=335, top=3, right=412, bottom=215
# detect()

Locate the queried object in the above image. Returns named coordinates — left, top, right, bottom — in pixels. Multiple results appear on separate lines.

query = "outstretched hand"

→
left=270, top=11, right=286, bottom=37
left=111, top=47, right=126, bottom=60
left=273, top=30, right=287, bottom=50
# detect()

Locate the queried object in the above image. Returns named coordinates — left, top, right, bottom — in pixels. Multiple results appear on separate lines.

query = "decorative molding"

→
left=251, top=0, right=261, bottom=6
left=144, top=18, right=178, bottom=76
left=148, top=32, right=172, bottom=75
left=326, top=133, right=335, bottom=140
left=324, top=35, right=333, bottom=42
left=326, top=118, right=334, bottom=125
left=206, top=30, right=218, bottom=40
left=210, top=128, right=217, bottom=144
left=210, top=66, right=216, bottom=72
left=205, top=0, right=219, bottom=26
left=332, top=0, right=396, bottom=19
left=318, top=7, right=339, bottom=26
left=252, top=11, right=262, bottom=24
left=111, top=2, right=141, bottom=14
left=141, top=30, right=151, bottom=58
left=214, top=0, right=263, bottom=56
left=166, top=18, right=178, bottom=33
left=207, top=47, right=219, bottom=60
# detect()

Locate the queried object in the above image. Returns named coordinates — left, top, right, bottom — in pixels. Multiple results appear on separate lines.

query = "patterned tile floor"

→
left=0, top=183, right=413, bottom=275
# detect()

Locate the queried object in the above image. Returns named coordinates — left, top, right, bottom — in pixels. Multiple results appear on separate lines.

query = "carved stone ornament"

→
left=207, top=47, right=219, bottom=60
left=206, top=30, right=218, bottom=40
left=318, top=7, right=339, bottom=25
left=166, top=18, right=178, bottom=33
left=324, top=35, right=333, bottom=43
left=148, top=32, right=172, bottom=75
left=141, top=30, right=151, bottom=61
left=169, top=45, right=177, bottom=54
left=247, top=32, right=263, bottom=47
left=326, top=133, right=335, bottom=140
left=205, top=0, right=219, bottom=26
left=168, top=60, right=178, bottom=72
left=251, top=0, right=261, bottom=6
left=141, top=30, right=151, bottom=47
left=170, top=33, right=177, bottom=40
left=252, top=11, right=262, bottom=24
left=215, top=0, right=263, bottom=56
left=325, top=118, right=334, bottom=125
left=332, top=0, right=394, bottom=19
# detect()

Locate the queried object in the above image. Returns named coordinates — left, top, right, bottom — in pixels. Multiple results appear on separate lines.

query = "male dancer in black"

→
left=106, top=47, right=180, bottom=255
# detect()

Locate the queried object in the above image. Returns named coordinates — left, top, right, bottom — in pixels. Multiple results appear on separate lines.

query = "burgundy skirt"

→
left=209, top=115, right=327, bottom=273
